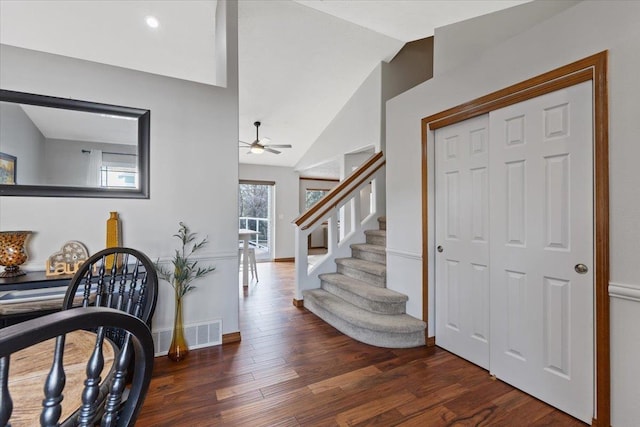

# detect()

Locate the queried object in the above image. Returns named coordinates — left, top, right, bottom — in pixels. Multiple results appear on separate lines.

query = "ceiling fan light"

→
left=250, top=145, right=264, bottom=154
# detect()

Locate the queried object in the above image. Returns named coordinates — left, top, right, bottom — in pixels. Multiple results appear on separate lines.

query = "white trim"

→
left=609, top=282, right=640, bottom=303
left=386, top=248, right=422, bottom=261
left=154, top=253, right=237, bottom=264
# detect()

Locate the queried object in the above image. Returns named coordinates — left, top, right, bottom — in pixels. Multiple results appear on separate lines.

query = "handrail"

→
left=294, top=152, right=385, bottom=229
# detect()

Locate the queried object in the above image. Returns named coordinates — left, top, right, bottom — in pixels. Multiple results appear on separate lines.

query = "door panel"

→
left=489, top=81, right=593, bottom=422
left=435, top=114, right=490, bottom=369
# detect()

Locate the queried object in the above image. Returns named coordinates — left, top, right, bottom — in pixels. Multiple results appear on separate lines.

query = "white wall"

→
left=0, top=101, right=44, bottom=184
left=433, top=0, right=580, bottom=77
left=239, top=163, right=298, bottom=259
left=0, top=2, right=240, bottom=337
left=42, top=139, right=136, bottom=187
left=386, top=1, right=640, bottom=424
left=295, top=64, right=382, bottom=173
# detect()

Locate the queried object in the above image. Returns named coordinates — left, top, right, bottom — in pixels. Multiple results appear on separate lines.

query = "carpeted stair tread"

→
left=350, top=243, right=386, bottom=264
left=302, top=215, right=426, bottom=348
left=364, top=229, right=386, bottom=246
left=350, top=243, right=385, bottom=255
left=319, top=277, right=405, bottom=314
left=303, top=289, right=426, bottom=335
left=319, top=273, right=407, bottom=304
left=335, top=257, right=385, bottom=277
left=364, top=229, right=386, bottom=238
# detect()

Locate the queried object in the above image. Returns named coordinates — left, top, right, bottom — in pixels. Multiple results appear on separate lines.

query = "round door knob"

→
left=437, top=245, right=444, bottom=253
left=575, top=264, right=589, bottom=274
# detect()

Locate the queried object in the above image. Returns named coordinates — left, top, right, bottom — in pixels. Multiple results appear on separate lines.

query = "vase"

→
left=168, top=296, right=189, bottom=362
left=0, top=231, right=32, bottom=277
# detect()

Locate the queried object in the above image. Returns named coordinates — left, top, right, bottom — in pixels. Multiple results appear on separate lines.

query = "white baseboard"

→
left=152, top=319, right=222, bottom=357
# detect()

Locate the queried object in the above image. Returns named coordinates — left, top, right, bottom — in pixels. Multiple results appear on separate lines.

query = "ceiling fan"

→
left=239, top=121, right=292, bottom=154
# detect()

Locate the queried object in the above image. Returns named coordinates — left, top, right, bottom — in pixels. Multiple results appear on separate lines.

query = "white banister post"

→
left=294, top=226, right=308, bottom=300
left=328, top=209, right=338, bottom=255
left=353, top=188, right=362, bottom=231
left=374, top=166, right=386, bottom=217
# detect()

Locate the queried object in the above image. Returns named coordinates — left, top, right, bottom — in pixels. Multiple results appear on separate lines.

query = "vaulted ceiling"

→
left=0, top=0, right=530, bottom=171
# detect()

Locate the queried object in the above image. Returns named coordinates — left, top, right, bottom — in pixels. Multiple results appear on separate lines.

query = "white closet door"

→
left=435, top=114, right=490, bottom=369
left=489, top=81, right=594, bottom=422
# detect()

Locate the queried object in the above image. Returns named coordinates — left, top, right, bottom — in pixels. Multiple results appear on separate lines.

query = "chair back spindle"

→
left=40, top=335, right=67, bottom=426
left=63, top=247, right=158, bottom=349
left=0, top=357, right=12, bottom=426
left=77, top=326, right=107, bottom=426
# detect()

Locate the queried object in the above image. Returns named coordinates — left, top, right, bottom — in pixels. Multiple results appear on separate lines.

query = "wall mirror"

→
left=0, top=89, right=150, bottom=198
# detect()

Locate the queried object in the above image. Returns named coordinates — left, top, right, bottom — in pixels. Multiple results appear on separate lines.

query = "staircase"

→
left=303, top=217, right=426, bottom=348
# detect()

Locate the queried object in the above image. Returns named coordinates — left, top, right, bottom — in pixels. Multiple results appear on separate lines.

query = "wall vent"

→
left=152, top=319, right=222, bottom=357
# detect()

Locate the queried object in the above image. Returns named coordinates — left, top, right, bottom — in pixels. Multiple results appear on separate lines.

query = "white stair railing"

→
left=293, top=152, right=386, bottom=301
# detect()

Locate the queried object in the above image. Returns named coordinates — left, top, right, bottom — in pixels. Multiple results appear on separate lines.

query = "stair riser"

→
left=351, top=248, right=386, bottom=265
left=366, top=234, right=386, bottom=246
left=337, top=264, right=385, bottom=287
left=378, top=219, right=386, bottom=231
left=303, top=294, right=425, bottom=348
left=320, top=279, right=405, bottom=315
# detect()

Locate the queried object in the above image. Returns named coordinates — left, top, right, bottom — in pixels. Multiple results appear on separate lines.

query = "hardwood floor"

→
left=136, top=262, right=585, bottom=426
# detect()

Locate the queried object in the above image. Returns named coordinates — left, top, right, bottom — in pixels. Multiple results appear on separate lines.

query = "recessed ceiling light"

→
left=145, top=16, right=159, bottom=29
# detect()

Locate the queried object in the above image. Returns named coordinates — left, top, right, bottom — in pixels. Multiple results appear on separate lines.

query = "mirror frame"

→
left=0, top=89, right=150, bottom=198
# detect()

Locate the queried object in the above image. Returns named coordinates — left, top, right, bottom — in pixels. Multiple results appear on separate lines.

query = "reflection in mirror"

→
left=0, top=90, right=149, bottom=198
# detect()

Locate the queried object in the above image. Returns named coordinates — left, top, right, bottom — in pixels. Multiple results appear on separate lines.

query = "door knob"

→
left=575, top=264, right=589, bottom=274
left=437, top=245, right=444, bottom=253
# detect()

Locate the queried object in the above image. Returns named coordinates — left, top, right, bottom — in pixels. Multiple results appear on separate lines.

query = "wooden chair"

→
left=0, top=307, right=154, bottom=426
left=62, top=247, right=158, bottom=348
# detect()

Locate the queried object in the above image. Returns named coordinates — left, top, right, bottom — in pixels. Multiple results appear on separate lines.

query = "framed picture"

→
left=0, top=152, right=17, bottom=184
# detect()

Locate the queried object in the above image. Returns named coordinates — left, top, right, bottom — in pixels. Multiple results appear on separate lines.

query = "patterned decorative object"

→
left=45, top=240, right=90, bottom=277
left=0, top=230, right=32, bottom=277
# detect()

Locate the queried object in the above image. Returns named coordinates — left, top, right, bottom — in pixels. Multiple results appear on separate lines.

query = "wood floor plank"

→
left=395, top=405, right=459, bottom=427
left=335, top=390, right=416, bottom=426
left=136, top=262, right=586, bottom=426
left=308, top=365, right=381, bottom=394
left=215, top=367, right=299, bottom=400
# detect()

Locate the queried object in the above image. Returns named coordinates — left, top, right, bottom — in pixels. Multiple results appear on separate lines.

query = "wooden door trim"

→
left=421, top=51, right=609, bottom=427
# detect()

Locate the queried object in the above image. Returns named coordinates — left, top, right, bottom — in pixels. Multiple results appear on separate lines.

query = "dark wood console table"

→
left=0, top=272, right=74, bottom=327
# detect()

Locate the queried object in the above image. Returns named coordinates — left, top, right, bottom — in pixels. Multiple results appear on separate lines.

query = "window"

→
left=239, top=181, right=274, bottom=261
left=100, top=166, right=138, bottom=188
left=305, top=189, right=328, bottom=209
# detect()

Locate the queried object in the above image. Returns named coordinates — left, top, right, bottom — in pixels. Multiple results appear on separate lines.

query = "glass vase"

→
left=168, top=296, right=189, bottom=362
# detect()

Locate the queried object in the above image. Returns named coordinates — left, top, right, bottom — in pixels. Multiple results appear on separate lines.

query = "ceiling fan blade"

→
left=239, top=141, right=252, bottom=146
left=264, top=147, right=281, bottom=154
left=259, top=137, right=271, bottom=144
left=263, top=144, right=292, bottom=148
